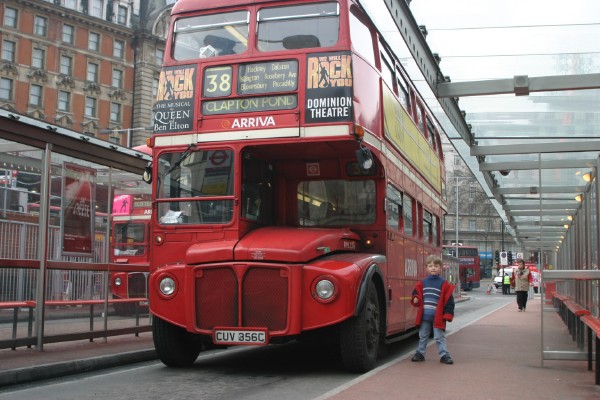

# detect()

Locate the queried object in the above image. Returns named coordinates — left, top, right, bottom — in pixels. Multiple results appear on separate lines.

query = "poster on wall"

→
left=61, top=162, right=96, bottom=256
left=305, top=52, right=353, bottom=124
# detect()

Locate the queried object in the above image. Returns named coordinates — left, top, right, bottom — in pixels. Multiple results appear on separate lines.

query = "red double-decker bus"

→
left=109, top=193, right=152, bottom=315
left=443, top=245, right=481, bottom=291
left=144, top=0, right=446, bottom=372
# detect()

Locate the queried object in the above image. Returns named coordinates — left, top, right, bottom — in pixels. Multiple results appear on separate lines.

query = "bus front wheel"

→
left=153, top=316, right=202, bottom=367
left=339, top=280, right=381, bottom=372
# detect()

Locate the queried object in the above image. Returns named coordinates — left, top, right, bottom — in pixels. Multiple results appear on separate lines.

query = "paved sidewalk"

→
left=317, top=297, right=600, bottom=400
left=0, top=333, right=156, bottom=387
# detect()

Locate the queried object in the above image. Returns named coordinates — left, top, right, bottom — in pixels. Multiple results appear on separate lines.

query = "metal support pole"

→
left=455, top=176, right=459, bottom=259
left=501, top=220, right=505, bottom=252
left=35, top=143, right=52, bottom=350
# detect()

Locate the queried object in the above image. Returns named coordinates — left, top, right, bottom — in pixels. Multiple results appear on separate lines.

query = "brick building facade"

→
left=0, top=0, right=173, bottom=147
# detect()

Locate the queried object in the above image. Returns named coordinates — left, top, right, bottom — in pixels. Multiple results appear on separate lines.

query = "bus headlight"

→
left=159, top=276, right=176, bottom=296
left=314, top=278, right=336, bottom=302
left=114, top=277, right=122, bottom=286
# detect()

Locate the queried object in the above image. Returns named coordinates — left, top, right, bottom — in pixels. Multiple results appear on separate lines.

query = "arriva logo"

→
left=405, top=259, right=417, bottom=277
left=231, top=116, right=275, bottom=128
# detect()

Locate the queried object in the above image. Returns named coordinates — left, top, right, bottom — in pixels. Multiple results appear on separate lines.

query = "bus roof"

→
left=172, top=0, right=273, bottom=14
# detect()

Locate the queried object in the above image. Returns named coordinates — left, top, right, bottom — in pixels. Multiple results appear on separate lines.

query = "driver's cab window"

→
left=157, top=149, right=234, bottom=224
left=113, top=222, right=146, bottom=256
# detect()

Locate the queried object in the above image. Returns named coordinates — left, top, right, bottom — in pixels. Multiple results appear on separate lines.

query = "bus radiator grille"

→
left=242, top=267, right=288, bottom=331
left=127, top=273, right=147, bottom=298
left=195, top=266, right=288, bottom=331
left=195, top=268, right=239, bottom=330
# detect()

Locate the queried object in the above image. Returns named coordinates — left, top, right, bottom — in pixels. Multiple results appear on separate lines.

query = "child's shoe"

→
left=440, top=355, right=454, bottom=364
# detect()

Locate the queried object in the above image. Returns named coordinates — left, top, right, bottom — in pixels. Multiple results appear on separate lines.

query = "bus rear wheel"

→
left=339, top=280, right=381, bottom=372
left=153, top=316, right=202, bottom=367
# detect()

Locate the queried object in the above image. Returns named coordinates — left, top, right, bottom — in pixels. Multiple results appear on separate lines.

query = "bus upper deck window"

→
left=257, top=2, right=339, bottom=52
left=173, top=11, right=249, bottom=60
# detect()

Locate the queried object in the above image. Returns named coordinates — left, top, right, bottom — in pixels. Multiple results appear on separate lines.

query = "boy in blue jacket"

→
left=410, top=254, right=455, bottom=364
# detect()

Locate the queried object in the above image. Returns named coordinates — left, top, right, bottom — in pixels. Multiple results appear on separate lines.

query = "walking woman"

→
left=512, top=259, right=533, bottom=311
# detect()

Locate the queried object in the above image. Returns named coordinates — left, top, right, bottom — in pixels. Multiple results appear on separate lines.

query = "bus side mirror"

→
left=142, top=162, right=152, bottom=184
left=355, top=146, right=374, bottom=171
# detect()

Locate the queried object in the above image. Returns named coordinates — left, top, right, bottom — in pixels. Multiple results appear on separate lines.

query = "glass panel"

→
left=386, top=185, right=401, bottom=231
left=157, top=149, right=234, bottom=225
left=173, top=11, right=249, bottom=60
left=297, top=180, right=375, bottom=226
left=257, top=2, right=338, bottom=51
left=403, top=193, right=413, bottom=236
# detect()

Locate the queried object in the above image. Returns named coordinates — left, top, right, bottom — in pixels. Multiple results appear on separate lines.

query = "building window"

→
left=112, top=69, right=123, bottom=88
left=32, top=48, right=45, bottom=69
left=4, top=7, right=18, bottom=28
left=0, top=78, right=13, bottom=100
left=155, top=48, right=164, bottom=65
left=58, top=91, right=71, bottom=112
left=453, top=155, right=461, bottom=166
left=34, top=16, right=47, bottom=36
left=88, top=32, right=100, bottom=51
left=60, top=55, right=73, bottom=75
left=113, top=39, right=124, bottom=59
left=1, top=40, right=16, bottom=62
left=153, top=77, right=159, bottom=98
left=117, top=6, right=128, bottom=25
left=63, top=24, right=74, bottom=44
left=29, top=84, right=43, bottom=106
left=110, top=102, right=121, bottom=122
left=64, top=0, right=77, bottom=10
left=90, top=0, right=104, bottom=18
left=85, top=97, right=97, bottom=117
left=87, top=62, right=99, bottom=82
left=469, top=219, right=477, bottom=230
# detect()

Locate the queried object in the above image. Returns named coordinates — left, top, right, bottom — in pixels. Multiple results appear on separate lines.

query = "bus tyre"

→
left=153, top=316, right=202, bottom=367
left=339, top=281, right=381, bottom=372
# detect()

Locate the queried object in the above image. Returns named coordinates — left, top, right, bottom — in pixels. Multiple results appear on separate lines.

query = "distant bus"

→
left=109, top=197, right=151, bottom=316
left=109, top=144, right=152, bottom=316
left=443, top=245, right=481, bottom=291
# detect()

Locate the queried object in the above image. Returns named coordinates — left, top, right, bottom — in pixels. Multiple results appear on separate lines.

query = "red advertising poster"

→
left=61, top=163, right=96, bottom=256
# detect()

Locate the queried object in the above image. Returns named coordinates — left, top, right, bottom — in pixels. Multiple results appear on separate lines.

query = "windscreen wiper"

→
left=164, top=143, right=196, bottom=177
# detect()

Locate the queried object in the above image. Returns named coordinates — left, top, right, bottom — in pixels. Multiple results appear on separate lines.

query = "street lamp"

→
left=99, top=127, right=152, bottom=148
